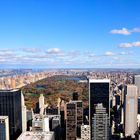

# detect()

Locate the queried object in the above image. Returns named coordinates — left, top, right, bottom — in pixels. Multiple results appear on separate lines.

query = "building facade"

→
left=81, top=124, right=90, bottom=140
left=124, top=85, right=138, bottom=138
left=89, top=79, right=110, bottom=139
left=70, top=100, right=83, bottom=137
left=0, top=89, right=26, bottom=140
left=66, top=102, right=77, bottom=140
left=0, top=116, right=9, bottom=140
left=92, top=104, right=109, bottom=140
left=135, top=75, right=140, bottom=96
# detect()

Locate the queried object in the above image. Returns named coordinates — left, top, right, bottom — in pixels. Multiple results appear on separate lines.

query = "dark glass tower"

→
left=72, top=92, right=79, bottom=100
left=89, top=79, right=110, bottom=140
left=0, top=89, right=23, bottom=140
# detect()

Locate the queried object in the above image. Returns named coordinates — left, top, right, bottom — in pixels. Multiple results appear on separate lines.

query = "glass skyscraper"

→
left=89, top=79, right=110, bottom=139
left=0, top=89, right=25, bottom=140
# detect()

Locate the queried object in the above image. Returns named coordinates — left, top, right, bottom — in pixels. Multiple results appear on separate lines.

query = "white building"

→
left=125, top=85, right=138, bottom=138
left=81, top=124, right=90, bottom=140
left=21, top=93, right=27, bottom=132
left=135, top=75, right=140, bottom=96
left=17, top=131, right=54, bottom=140
left=39, top=94, right=45, bottom=109
left=32, top=114, right=60, bottom=132
left=0, top=116, right=9, bottom=140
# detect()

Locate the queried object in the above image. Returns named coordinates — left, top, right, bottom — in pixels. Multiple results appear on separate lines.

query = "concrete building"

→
left=17, top=131, right=55, bottom=140
left=39, top=94, right=45, bottom=109
left=66, top=102, right=77, bottom=140
left=70, top=100, right=83, bottom=137
left=0, top=89, right=27, bottom=140
left=89, top=79, right=110, bottom=139
left=81, top=124, right=90, bottom=140
left=92, top=104, right=109, bottom=140
left=135, top=75, right=140, bottom=96
left=32, top=114, right=49, bottom=132
left=124, top=85, right=138, bottom=138
left=0, top=116, right=9, bottom=140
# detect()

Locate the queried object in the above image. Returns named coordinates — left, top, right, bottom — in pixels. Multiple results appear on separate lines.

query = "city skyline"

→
left=0, top=0, right=140, bottom=68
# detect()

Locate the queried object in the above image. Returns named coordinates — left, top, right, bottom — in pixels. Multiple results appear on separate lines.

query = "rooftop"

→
left=0, top=89, right=20, bottom=92
left=89, top=79, right=110, bottom=83
left=17, top=131, right=54, bottom=140
left=0, top=116, right=8, bottom=120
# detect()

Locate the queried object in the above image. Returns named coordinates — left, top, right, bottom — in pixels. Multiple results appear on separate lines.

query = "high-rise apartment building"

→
left=124, top=85, right=138, bottom=138
left=89, top=79, right=110, bottom=139
left=0, top=89, right=27, bottom=140
left=66, top=102, right=77, bottom=140
left=92, top=104, right=109, bottom=140
left=0, top=116, right=9, bottom=140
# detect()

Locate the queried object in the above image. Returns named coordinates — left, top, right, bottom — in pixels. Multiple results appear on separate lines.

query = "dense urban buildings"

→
left=1, top=69, right=140, bottom=139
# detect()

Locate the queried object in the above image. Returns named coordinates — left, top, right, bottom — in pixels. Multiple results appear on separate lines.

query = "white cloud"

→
left=131, top=28, right=140, bottom=33
left=110, top=28, right=130, bottom=35
left=110, top=27, right=140, bottom=35
left=105, top=51, right=115, bottom=56
left=46, top=48, right=61, bottom=54
left=22, top=48, right=41, bottom=53
left=119, top=41, right=140, bottom=48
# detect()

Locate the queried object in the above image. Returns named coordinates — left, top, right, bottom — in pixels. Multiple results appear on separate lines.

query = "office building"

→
left=135, top=75, right=140, bottom=96
left=66, top=102, right=77, bottom=140
left=0, top=89, right=27, bottom=140
left=81, top=124, right=90, bottom=140
left=0, top=116, right=9, bottom=140
left=92, top=104, right=109, bottom=140
left=17, top=131, right=55, bottom=140
left=70, top=100, right=83, bottom=137
left=124, top=85, right=138, bottom=138
left=89, top=79, right=110, bottom=139
left=46, top=107, right=60, bottom=115
left=52, top=116, right=61, bottom=140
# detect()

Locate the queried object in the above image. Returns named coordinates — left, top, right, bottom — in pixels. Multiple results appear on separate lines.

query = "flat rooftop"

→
left=17, top=131, right=54, bottom=140
left=0, top=89, right=20, bottom=92
left=0, top=116, right=8, bottom=120
left=89, top=79, right=110, bottom=83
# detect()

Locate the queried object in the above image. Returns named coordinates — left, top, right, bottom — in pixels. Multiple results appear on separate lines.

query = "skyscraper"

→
left=66, top=102, right=77, bottom=140
left=134, top=75, right=140, bottom=96
left=70, top=100, right=83, bottom=137
left=92, top=104, right=109, bottom=140
left=124, top=85, right=138, bottom=138
left=0, top=116, right=9, bottom=140
left=89, top=79, right=110, bottom=139
left=0, top=89, right=27, bottom=140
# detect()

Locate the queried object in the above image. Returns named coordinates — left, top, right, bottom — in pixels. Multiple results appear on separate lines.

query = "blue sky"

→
left=0, top=0, right=140, bottom=68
